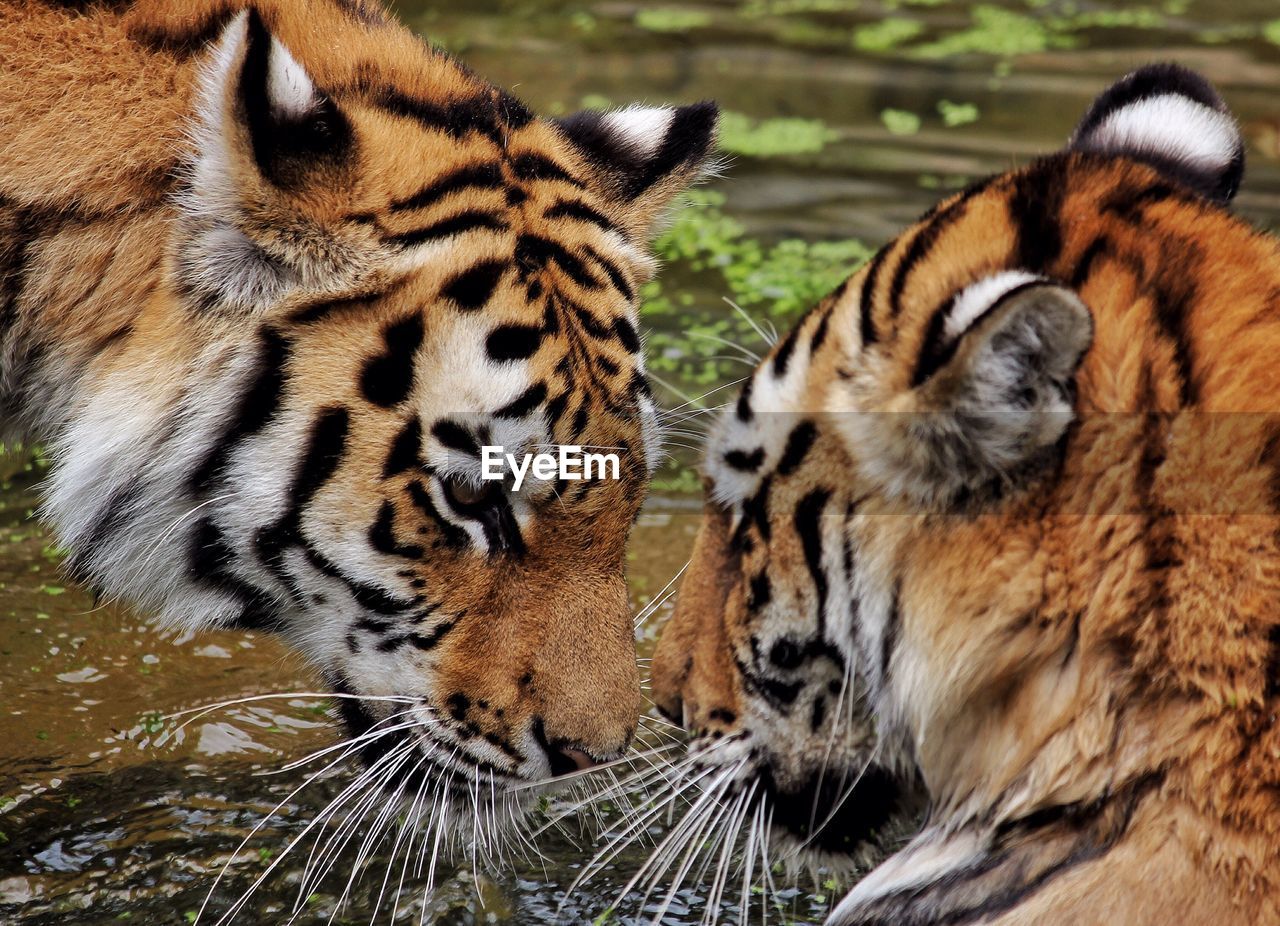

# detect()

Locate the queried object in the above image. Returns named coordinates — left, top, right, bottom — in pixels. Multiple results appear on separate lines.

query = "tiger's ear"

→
left=196, top=9, right=353, bottom=191
left=180, top=10, right=360, bottom=311
left=849, top=273, right=1092, bottom=507
left=1068, top=63, right=1243, bottom=204
left=556, top=102, right=720, bottom=239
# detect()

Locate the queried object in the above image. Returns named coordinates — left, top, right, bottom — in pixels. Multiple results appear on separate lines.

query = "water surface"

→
left=5, top=1, right=1280, bottom=922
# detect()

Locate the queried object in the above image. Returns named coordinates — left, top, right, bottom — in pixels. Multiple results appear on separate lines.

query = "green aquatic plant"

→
left=717, top=111, right=841, bottom=157
left=635, top=6, right=713, bottom=32
left=937, top=99, right=979, bottom=127
left=724, top=238, right=873, bottom=315
left=881, top=108, right=922, bottom=135
left=912, top=5, right=1070, bottom=58
left=853, top=17, right=923, bottom=52
left=1051, top=8, right=1165, bottom=30
left=641, top=190, right=871, bottom=383
left=739, top=0, right=862, bottom=16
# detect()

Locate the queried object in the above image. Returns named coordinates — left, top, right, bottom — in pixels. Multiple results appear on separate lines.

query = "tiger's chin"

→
left=760, top=761, right=925, bottom=878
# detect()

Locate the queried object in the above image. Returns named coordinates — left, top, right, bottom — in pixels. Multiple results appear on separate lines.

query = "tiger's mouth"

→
left=332, top=687, right=591, bottom=796
left=335, top=692, right=513, bottom=797
left=761, top=761, right=919, bottom=858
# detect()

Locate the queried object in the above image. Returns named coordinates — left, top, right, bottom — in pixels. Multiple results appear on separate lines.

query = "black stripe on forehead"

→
left=494, top=381, right=548, bottom=419
left=777, top=421, right=818, bottom=476
left=584, top=246, right=636, bottom=302
left=1009, top=156, right=1069, bottom=273
left=544, top=199, right=619, bottom=235
left=361, top=87, right=519, bottom=144
left=361, top=314, right=424, bottom=407
left=859, top=246, right=891, bottom=346
left=510, top=154, right=584, bottom=187
left=514, top=235, right=601, bottom=290
left=386, top=211, right=508, bottom=248
left=794, top=488, right=832, bottom=634
left=886, top=196, right=974, bottom=322
left=486, top=323, right=543, bottom=361
left=391, top=163, right=504, bottom=213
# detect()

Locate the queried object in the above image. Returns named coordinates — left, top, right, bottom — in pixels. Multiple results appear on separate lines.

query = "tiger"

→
left=647, top=64, right=1280, bottom=925
left=0, top=0, right=718, bottom=841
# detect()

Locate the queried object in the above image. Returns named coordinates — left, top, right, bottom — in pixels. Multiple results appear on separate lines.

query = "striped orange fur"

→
left=0, top=0, right=719, bottom=842
left=648, top=64, right=1278, bottom=925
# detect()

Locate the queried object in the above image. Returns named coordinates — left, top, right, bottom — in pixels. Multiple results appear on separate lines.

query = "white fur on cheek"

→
left=602, top=106, right=675, bottom=158
left=1086, top=94, right=1238, bottom=173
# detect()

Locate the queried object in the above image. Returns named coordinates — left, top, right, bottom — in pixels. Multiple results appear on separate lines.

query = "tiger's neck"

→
left=0, top=201, right=187, bottom=446
left=0, top=2, right=198, bottom=445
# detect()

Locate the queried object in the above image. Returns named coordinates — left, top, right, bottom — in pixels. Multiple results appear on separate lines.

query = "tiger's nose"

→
left=532, top=716, right=618, bottom=777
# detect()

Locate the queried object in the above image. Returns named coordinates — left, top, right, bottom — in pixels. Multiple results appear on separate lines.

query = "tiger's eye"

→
left=443, top=475, right=488, bottom=507
left=770, top=639, right=804, bottom=670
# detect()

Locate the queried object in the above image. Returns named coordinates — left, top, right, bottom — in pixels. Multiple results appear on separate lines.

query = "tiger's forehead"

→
left=706, top=283, right=856, bottom=510
left=286, top=221, right=658, bottom=487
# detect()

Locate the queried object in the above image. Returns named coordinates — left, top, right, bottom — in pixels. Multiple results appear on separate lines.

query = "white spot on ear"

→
left=944, top=270, right=1044, bottom=342
left=601, top=105, right=675, bottom=158
left=1078, top=94, right=1238, bottom=178
left=267, top=37, right=318, bottom=120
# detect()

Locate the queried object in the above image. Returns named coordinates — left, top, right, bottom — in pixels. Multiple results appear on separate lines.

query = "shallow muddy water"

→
left=6, top=0, right=1280, bottom=923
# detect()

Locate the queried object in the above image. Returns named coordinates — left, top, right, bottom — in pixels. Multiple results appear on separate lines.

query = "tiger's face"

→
left=36, top=1, right=717, bottom=812
left=651, top=63, right=1263, bottom=899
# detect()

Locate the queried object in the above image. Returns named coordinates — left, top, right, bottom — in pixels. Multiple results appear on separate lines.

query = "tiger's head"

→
left=38, top=1, right=717, bottom=815
left=650, top=64, right=1280, bottom=916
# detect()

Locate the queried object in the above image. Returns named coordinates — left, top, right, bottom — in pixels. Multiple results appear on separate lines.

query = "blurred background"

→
left=3, top=0, right=1280, bottom=922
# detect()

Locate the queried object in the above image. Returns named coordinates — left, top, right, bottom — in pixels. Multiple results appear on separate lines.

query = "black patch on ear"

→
left=239, top=10, right=353, bottom=188
left=1069, top=63, right=1243, bottom=204
left=556, top=101, right=718, bottom=200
